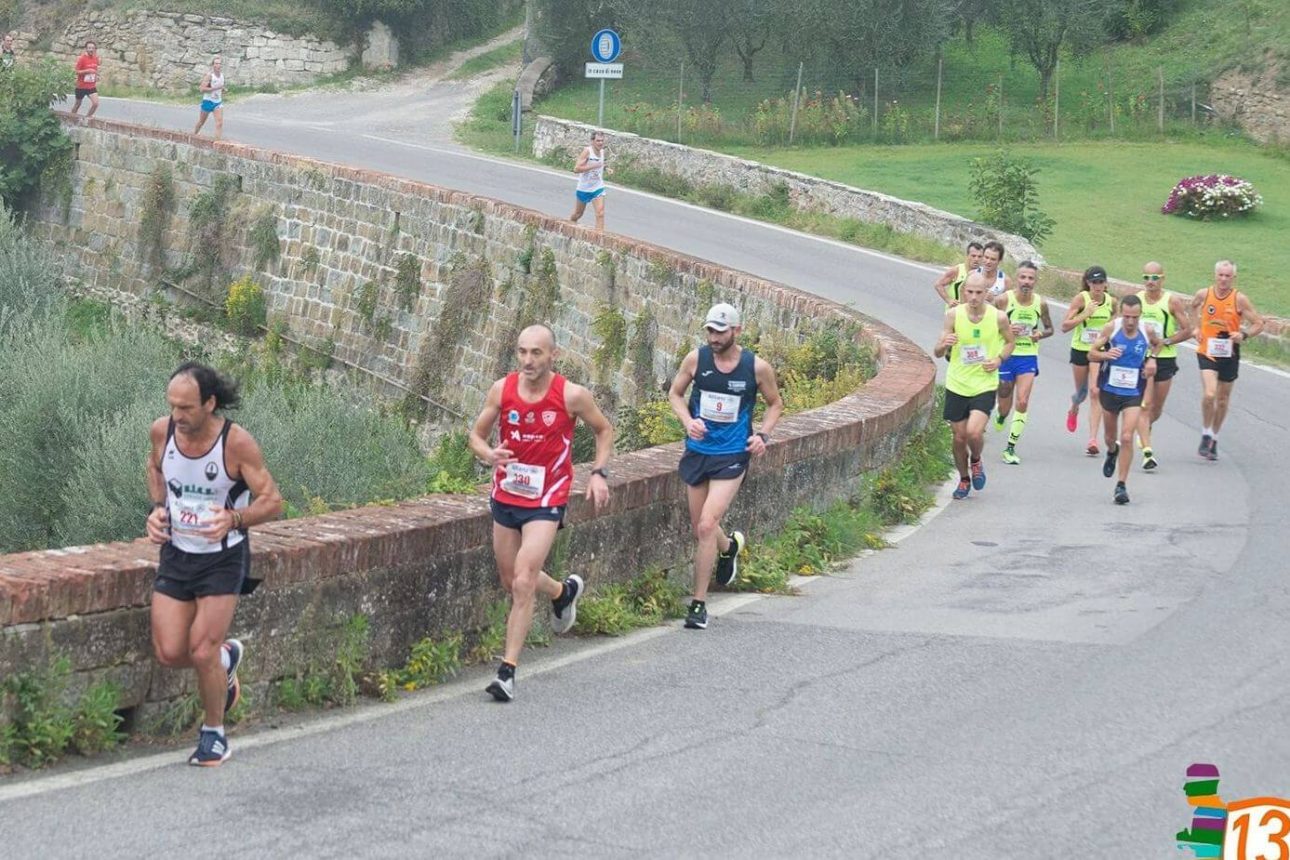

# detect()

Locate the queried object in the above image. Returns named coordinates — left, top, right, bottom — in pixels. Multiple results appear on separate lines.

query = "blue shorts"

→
left=200, top=99, right=222, bottom=113
left=575, top=188, right=605, bottom=203
left=490, top=498, right=564, bottom=531
left=678, top=450, right=750, bottom=487
left=999, top=354, right=1039, bottom=382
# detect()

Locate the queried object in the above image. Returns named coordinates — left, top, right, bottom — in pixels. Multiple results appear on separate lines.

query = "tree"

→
left=795, top=0, right=955, bottom=94
left=968, top=149, right=1056, bottom=244
left=0, top=58, right=74, bottom=211
left=731, top=0, right=779, bottom=83
left=531, top=0, right=626, bottom=77
left=994, top=0, right=1111, bottom=100
left=641, top=0, right=733, bottom=103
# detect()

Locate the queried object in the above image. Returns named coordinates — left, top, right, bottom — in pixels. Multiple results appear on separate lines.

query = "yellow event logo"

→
left=1177, top=764, right=1290, bottom=859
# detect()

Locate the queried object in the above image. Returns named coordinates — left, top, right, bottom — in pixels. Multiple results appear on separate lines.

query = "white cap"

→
left=703, top=303, right=740, bottom=332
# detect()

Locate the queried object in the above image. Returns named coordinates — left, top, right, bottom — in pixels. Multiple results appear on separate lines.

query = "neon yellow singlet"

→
left=1070, top=291, right=1115, bottom=352
left=946, top=304, right=1004, bottom=397
left=945, top=262, right=968, bottom=310
left=1138, top=290, right=1177, bottom=359
left=1005, top=291, right=1043, bottom=357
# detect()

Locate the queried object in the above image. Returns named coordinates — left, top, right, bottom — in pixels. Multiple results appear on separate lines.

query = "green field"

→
left=725, top=140, right=1289, bottom=314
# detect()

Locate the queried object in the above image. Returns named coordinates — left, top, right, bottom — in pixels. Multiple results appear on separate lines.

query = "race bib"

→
left=1207, top=337, right=1233, bottom=358
left=699, top=390, right=740, bottom=423
left=959, top=344, right=986, bottom=365
left=1108, top=366, right=1140, bottom=389
left=500, top=462, right=545, bottom=500
left=171, top=497, right=218, bottom=534
left=84, top=73, right=96, bottom=84
left=1081, top=328, right=1101, bottom=344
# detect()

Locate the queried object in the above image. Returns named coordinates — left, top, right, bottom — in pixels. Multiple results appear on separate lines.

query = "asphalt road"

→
left=2, top=89, right=1287, bottom=858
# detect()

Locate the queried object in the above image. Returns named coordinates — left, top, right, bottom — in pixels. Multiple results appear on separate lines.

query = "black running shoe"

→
left=1114, top=482, right=1130, bottom=505
left=684, top=600, right=708, bottom=630
left=223, top=639, right=243, bottom=716
left=551, top=574, right=584, bottom=635
left=1206, top=439, right=1219, bottom=461
left=187, top=729, right=231, bottom=767
left=1198, top=434, right=1212, bottom=457
left=714, top=531, right=745, bottom=588
left=486, top=664, right=515, bottom=702
left=1102, top=443, right=1119, bottom=478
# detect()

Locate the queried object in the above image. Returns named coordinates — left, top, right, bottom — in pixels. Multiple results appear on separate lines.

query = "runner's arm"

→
left=226, top=426, right=283, bottom=529
left=1036, top=299, right=1055, bottom=341
left=200, top=72, right=211, bottom=93
left=932, top=265, right=958, bottom=305
left=1087, top=322, right=1119, bottom=361
left=1166, top=294, right=1193, bottom=345
left=668, top=350, right=705, bottom=438
left=992, top=309, right=1016, bottom=366
left=145, top=418, right=171, bottom=543
left=1059, top=294, right=1085, bottom=332
left=933, top=309, right=957, bottom=358
left=468, top=379, right=512, bottom=466
left=1235, top=294, right=1265, bottom=342
left=750, top=356, right=784, bottom=454
left=566, top=383, right=614, bottom=506
left=573, top=147, right=591, bottom=174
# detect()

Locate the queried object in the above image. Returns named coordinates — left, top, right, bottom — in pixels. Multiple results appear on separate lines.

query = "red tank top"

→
left=491, top=373, right=575, bottom=508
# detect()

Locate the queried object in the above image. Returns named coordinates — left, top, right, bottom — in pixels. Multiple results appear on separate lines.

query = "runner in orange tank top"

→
left=1190, top=260, right=1264, bottom=460
left=468, top=324, right=614, bottom=702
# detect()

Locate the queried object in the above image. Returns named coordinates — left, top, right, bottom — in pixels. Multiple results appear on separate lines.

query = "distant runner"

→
left=1088, top=296, right=1158, bottom=504
left=569, top=129, right=612, bottom=232
left=668, top=303, right=783, bottom=630
left=979, top=240, right=1011, bottom=297
left=1135, top=261, right=1192, bottom=470
left=1191, top=260, right=1264, bottom=461
left=71, top=40, right=100, bottom=118
left=193, top=55, right=225, bottom=140
left=1061, top=265, right=1117, bottom=455
left=2, top=32, right=16, bottom=70
left=469, top=325, right=614, bottom=702
left=933, top=240, right=985, bottom=309
left=992, top=261, right=1053, bottom=464
left=146, top=363, right=283, bottom=766
left=934, top=272, right=1015, bottom=499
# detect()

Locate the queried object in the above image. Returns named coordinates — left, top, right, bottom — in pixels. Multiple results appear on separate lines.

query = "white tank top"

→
left=576, top=147, right=605, bottom=193
left=979, top=267, right=1007, bottom=297
left=162, top=418, right=248, bottom=553
left=207, top=71, right=224, bottom=104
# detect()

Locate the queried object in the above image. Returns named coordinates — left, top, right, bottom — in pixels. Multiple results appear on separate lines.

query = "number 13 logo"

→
left=1228, top=799, right=1290, bottom=860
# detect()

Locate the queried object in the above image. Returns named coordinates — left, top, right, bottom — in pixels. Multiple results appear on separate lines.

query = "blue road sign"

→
left=590, top=29, right=622, bottom=64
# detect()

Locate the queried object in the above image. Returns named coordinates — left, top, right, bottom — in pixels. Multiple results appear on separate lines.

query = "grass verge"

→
left=447, top=39, right=523, bottom=81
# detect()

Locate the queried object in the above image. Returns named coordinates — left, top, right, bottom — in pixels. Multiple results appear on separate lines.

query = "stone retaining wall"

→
left=3, top=118, right=937, bottom=729
left=1210, top=59, right=1288, bottom=146
left=533, top=115, right=1043, bottom=266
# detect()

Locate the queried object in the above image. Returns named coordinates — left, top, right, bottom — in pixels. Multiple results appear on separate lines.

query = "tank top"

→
left=981, top=267, right=1007, bottom=297
left=1070, top=292, right=1115, bottom=352
left=576, top=147, right=605, bottom=193
left=1196, top=286, right=1241, bottom=360
left=945, top=262, right=968, bottom=308
left=1098, top=326, right=1150, bottom=397
left=207, top=70, right=224, bottom=104
left=76, top=53, right=99, bottom=88
left=491, top=373, right=575, bottom=509
left=1137, top=290, right=1177, bottom=358
left=1005, top=291, right=1043, bottom=357
left=946, top=304, right=1004, bottom=397
left=687, top=346, right=757, bottom=456
left=162, top=418, right=249, bottom=554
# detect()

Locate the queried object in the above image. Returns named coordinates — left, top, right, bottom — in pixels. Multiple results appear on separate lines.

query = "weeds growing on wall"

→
left=180, top=174, right=239, bottom=293
left=427, top=429, right=482, bottom=494
left=276, top=613, right=371, bottom=710
left=629, top=307, right=658, bottom=396
left=224, top=275, right=267, bottom=336
left=249, top=207, right=280, bottom=271
left=0, top=655, right=123, bottom=770
left=404, top=255, right=492, bottom=418
left=395, top=252, right=421, bottom=310
left=591, top=304, right=627, bottom=384
left=573, top=568, right=689, bottom=636
left=138, top=165, right=176, bottom=270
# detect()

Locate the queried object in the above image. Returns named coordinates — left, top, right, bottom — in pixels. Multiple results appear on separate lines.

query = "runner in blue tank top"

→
left=668, top=303, right=783, bottom=630
left=1088, top=296, right=1160, bottom=505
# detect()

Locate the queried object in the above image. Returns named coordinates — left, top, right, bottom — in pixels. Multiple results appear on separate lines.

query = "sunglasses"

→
left=1142, top=274, right=1163, bottom=281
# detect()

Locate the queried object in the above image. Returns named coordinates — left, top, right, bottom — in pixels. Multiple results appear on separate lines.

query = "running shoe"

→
left=713, top=531, right=745, bottom=588
left=1086, top=439, right=1100, bottom=456
left=223, top=639, right=243, bottom=716
left=1001, top=445, right=1020, bottom=465
left=1065, top=409, right=1078, bottom=433
left=994, top=411, right=1006, bottom=432
left=1198, top=434, right=1212, bottom=457
left=684, top=600, right=708, bottom=630
left=1113, top=482, right=1130, bottom=505
left=970, top=459, right=986, bottom=490
left=952, top=478, right=971, bottom=500
left=1143, top=449, right=1158, bottom=471
left=1102, top=443, right=1119, bottom=478
left=188, top=729, right=231, bottom=767
left=550, top=574, right=584, bottom=635
left=1206, top=440, right=1219, bottom=461
left=486, top=665, right=515, bottom=702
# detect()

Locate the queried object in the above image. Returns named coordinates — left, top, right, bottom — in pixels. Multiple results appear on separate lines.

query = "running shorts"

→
left=943, top=390, right=996, bottom=423
left=155, top=539, right=255, bottom=601
left=1099, top=390, right=1143, bottom=413
left=490, top=498, right=565, bottom=531
left=998, top=354, right=1039, bottom=383
left=678, top=450, right=750, bottom=487
left=1198, top=352, right=1239, bottom=383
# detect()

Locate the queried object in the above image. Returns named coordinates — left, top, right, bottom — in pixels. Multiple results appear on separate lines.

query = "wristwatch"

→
left=756, top=432, right=770, bottom=443
left=591, top=467, right=609, bottom=479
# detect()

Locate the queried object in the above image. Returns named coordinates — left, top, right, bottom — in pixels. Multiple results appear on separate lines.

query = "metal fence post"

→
left=788, top=61, right=804, bottom=145
left=1054, top=58, right=1060, bottom=140
left=934, top=55, right=942, bottom=141
left=1158, top=65, right=1165, bottom=132
left=677, top=60, right=684, bottom=142
left=873, top=67, right=878, bottom=137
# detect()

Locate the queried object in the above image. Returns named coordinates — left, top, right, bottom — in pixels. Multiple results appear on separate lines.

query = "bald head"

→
left=515, top=324, right=557, bottom=382
left=518, top=324, right=556, bottom=351
left=961, top=271, right=990, bottom=307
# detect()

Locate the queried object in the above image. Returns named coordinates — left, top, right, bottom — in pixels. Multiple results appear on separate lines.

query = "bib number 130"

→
left=1228, top=801, right=1290, bottom=860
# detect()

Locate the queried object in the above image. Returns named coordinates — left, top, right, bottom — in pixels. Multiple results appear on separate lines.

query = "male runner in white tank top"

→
left=145, top=362, right=282, bottom=766
left=569, top=129, right=612, bottom=231
left=193, top=55, right=225, bottom=140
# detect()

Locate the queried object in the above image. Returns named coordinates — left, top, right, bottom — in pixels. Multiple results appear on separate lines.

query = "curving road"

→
left=2, top=90, right=1288, bottom=858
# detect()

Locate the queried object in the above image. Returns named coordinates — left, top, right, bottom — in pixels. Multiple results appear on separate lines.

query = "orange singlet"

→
left=1196, top=286, right=1241, bottom=360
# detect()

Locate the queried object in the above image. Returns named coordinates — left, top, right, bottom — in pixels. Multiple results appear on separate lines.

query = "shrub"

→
left=0, top=205, right=62, bottom=335
left=1161, top=175, right=1263, bottom=220
left=0, top=58, right=75, bottom=210
left=968, top=149, right=1056, bottom=244
left=225, top=275, right=267, bottom=336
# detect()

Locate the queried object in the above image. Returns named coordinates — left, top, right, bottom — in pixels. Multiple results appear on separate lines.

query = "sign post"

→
left=587, top=28, right=622, bottom=128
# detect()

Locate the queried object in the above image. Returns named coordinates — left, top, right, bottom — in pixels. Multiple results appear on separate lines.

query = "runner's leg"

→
left=502, top=520, right=562, bottom=666
left=189, top=594, right=239, bottom=727
left=966, top=409, right=989, bottom=462
left=591, top=195, right=606, bottom=231
left=1199, top=368, right=1219, bottom=430
left=152, top=592, right=197, bottom=669
left=213, top=105, right=223, bottom=141
left=194, top=108, right=208, bottom=136
left=87, top=92, right=98, bottom=117
left=950, top=418, right=970, bottom=477
left=1137, top=377, right=1156, bottom=450
left=692, top=476, right=744, bottom=602
left=569, top=200, right=587, bottom=223
left=1118, top=406, right=1140, bottom=483
left=1212, top=379, right=1236, bottom=434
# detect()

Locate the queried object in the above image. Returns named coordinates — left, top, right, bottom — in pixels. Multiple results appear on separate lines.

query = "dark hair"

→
left=982, top=240, right=1005, bottom=259
left=1083, top=265, right=1108, bottom=286
left=1017, top=259, right=1039, bottom=272
left=170, top=362, right=241, bottom=410
left=1120, top=294, right=1142, bottom=310
left=967, top=241, right=984, bottom=252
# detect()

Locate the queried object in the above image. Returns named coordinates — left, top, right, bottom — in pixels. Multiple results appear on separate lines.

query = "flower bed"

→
left=1161, top=174, right=1263, bottom=219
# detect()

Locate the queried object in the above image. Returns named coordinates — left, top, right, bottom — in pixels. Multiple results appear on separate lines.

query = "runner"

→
left=1, top=33, right=16, bottom=70
left=934, top=272, right=1016, bottom=499
left=192, top=55, right=225, bottom=140
left=979, top=240, right=1011, bottom=297
left=1191, top=260, right=1264, bottom=461
left=569, top=129, right=611, bottom=232
left=468, top=325, right=614, bottom=701
left=145, top=362, right=283, bottom=766
left=1061, top=265, right=1117, bottom=455
left=1088, top=296, right=1158, bottom=504
left=667, top=303, right=783, bottom=630
left=1136, top=261, right=1192, bottom=470
left=71, top=40, right=100, bottom=118
left=932, top=240, right=985, bottom=309
left=992, top=260, right=1053, bottom=464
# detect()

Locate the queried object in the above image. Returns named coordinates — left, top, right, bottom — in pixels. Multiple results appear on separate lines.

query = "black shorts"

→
left=75, top=87, right=97, bottom=99
left=1099, top=390, right=1143, bottom=413
left=155, top=539, right=255, bottom=601
left=943, top=389, right=996, bottom=423
left=490, top=497, right=564, bottom=531
left=1069, top=348, right=1091, bottom=368
left=1198, top=352, right=1240, bottom=383
left=1153, top=356, right=1179, bottom=382
left=678, top=450, right=750, bottom=487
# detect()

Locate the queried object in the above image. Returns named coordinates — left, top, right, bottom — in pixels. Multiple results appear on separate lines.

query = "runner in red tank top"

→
left=72, top=40, right=101, bottom=118
left=469, top=324, right=614, bottom=702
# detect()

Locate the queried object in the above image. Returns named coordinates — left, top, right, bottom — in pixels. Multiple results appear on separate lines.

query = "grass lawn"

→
left=447, top=39, right=522, bottom=81
left=725, top=140, right=1290, bottom=316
